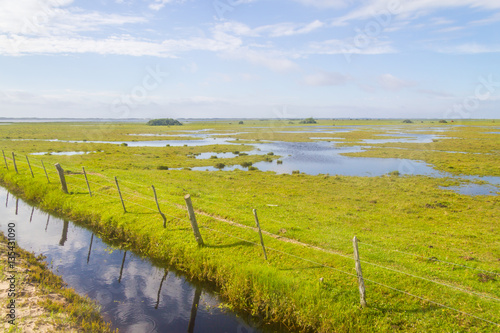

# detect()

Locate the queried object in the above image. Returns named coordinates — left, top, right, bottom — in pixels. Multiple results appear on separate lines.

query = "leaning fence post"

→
left=114, top=177, right=127, bottom=213
left=41, top=160, right=50, bottom=183
left=12, top=152, right=18, bottom=174
left=252, top=209, right=268, bottom=260
left=2, top=150, right=8, bottom=170
left=152, top=185, right=167, bottom=228
left=184, top=194, right=204, bottom=246
left=82, top=167, right=92, bottom=197
left=54, top=163, right=68, bottom=194
left=353, top=236, right=367, bottom=307
left=26, top=155, right=34, bottom=178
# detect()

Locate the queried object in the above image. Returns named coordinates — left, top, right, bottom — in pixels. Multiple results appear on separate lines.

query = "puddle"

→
left=193, top=152, right=240, bottom=159
left=31, top=151, right=95, bottom=156
left=440, top=183, right=499, bottom=196
left=0, top=188, right=267, bottom=332
left=362, top=133, right=445, bottom=144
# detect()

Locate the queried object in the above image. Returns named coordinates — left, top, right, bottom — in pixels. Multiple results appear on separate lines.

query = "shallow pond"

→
left=0, top=188, right=267, bottom=332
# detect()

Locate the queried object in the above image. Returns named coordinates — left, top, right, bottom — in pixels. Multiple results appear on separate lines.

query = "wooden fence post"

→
left=12, top=152, right=18, bottom=174
left=253, top=209, right=268, bottom=260
left=184, top=194, right=204, bottom=246
left=353, top=236, right=367, bottom=307
left=114, top=177, right=127, bottom=213
left=54, top=163, right=68, bottom=193
left=2, top=150, right=8, bottom=170
left=41, top=160, right=50, bottom=183
left=82, top=167, right=92, bottom=197
left=26, top=155, right=34, bottom=178
left=152, top=185, right=167, bottom=228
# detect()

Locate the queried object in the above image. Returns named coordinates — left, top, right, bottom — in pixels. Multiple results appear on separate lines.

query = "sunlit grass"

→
left=0, top=119, right=498, bottom=332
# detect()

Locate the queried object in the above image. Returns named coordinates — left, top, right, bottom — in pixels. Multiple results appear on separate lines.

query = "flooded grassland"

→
left=0, top=119, right=498, bottom=332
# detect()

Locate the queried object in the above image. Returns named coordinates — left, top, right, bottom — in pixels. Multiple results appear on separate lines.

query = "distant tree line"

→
left=147, top=118, right=183, bottom=126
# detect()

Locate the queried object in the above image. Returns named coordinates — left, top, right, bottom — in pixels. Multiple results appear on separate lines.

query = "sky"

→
left=0, top=0, right=499, bottom=119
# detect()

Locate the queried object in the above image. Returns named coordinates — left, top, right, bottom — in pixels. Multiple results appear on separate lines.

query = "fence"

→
left=1, top=150, right=499, bottom=328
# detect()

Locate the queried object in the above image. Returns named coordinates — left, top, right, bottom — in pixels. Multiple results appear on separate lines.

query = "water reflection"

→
left=0, top=188, right=265, bottom=333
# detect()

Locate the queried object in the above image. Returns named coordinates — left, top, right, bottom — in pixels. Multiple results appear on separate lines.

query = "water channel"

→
left=0, top=188, right=267, bottom=333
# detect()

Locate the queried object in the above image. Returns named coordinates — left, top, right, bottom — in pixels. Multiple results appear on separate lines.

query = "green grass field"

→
left=0, top=119, right=498, bottom=332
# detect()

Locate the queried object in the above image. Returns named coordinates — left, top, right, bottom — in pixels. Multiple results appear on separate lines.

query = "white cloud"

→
left=0, top=0, right=146, bottom=38
left=336, top=0, right=500, bottom=24
left=378, top=74, right=415, bottom=91
left=0, top=33, right=241, bottom=57
left=417, top=89, right=454, bottom=98
left=148, top=0, right=175, bottom=11
left=292, top=0, right=349, bottom=8
left=214, top=20, right=324, bottom=38
left=470, top=11, right=500, bottom=25
left=308, top=38, right=397, bottom=55
left=303, top=71, right=350, bottom=86
left=436, top=43, right=500, bottom=54
left=223, top=48, right=299, bottom=73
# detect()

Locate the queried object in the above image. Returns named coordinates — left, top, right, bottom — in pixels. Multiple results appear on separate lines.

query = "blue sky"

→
left=0, top=0, right=499, bottom=119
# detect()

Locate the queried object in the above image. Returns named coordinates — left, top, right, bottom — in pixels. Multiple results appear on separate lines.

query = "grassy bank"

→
left=0, top=120, right=499, bottom=332
left=0, top=232, right=114, bottom=332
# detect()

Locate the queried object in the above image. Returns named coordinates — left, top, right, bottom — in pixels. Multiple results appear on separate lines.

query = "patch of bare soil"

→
left=0, top=239, right=81, bottom=332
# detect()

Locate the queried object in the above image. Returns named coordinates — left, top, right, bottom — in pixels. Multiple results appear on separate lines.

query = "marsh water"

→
left=29, top=125, right=499, bottom=195
left=0, top=188, right=265, bottom=333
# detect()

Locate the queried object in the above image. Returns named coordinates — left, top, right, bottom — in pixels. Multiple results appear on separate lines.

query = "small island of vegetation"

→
left=147, top=118, right=183, bottom=126
left=299, top=117, right=317, bottom=124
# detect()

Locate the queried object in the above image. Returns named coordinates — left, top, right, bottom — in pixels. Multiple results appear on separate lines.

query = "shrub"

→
left=277, top=160, right=283, bottom=164
left=157, top=166, right=169, bottom=170
left=292, top=170, right=300, bottom=174
left=267, top=152, right=274, bottom=156
left=121, top=143, right=128, bottom=146
left=402, top=119, right=413, bottom=124
left=240, top=161, right=253, bottom=168
left=238, top=121, right=244, bottom=124
left=388, top=170, right=400, bottom=176
left=146, top=118, right=183, bottom=126
left=299, top=117, right=317, bottom=124
left=439, top=119, right=448, bottom=123
left=248, top=166, right=258, bottom=171
left=214, top=163, right=225, bottom=169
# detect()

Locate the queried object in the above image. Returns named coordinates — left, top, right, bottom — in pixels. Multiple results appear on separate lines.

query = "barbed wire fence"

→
left=1, top=150, right=499, bottom=329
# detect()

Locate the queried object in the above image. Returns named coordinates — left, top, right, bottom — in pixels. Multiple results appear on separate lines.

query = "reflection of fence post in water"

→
left=59, top=220, right=69, bottom=246
left=45, top=215, right=50, bottom=231
left=15, top=198, right=18, bottom=215
left=30, top=207, right=34, bottom=222
left=118, top=251, right=127, bottom=283
left=5, top=192, right=8, bottom=207
left=87, top=233, right=94, bottom=264
left=155, top=269, right=169, bottom=309
left=187, top=287, right=202, bottom=333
